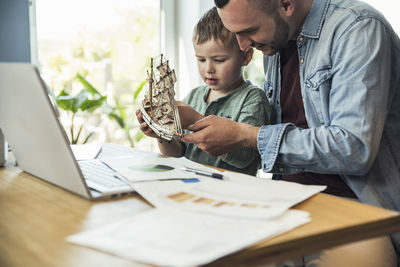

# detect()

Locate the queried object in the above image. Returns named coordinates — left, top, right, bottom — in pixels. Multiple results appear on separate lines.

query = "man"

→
left=182, top=0, right=400, bottom=266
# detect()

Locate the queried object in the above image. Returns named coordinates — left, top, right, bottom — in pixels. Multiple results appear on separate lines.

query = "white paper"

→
left=71, top=144, right=102, bottom=160
left=67, top=208, right=310, bottom=267
left=131, top=177, right=325, bottom=220
left=99, top=143, right=159, bottom=158
left=101, top=155, right=223, bottom=182
left=198, top=171, right=326, bottom=207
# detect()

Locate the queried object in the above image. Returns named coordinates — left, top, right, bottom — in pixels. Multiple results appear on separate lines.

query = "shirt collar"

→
left=203, top=80, right=250, bottom=104
left=300, top=0, right=330, bottom=39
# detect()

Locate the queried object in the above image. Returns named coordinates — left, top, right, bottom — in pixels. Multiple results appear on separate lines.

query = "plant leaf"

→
left=75, top=124, right=84, bottom=143
left=80, top=96, right=107, bottom=112
left=57, top=89, right=69, bottom=97
left=114, top=98, right=127, bottom=121
left=83, top=131, right=95, bottom=144
left=135, top=130, right=145, bottom=142
left=57, top=95, right=79, bottom=113
left=133, top=80, right=146, bottom=102
left=76, top=73, right=102, bottom=96
left=56, top=90, right=74, bottom=111
left=108, top=112, right=125, bottom=128
left=75, top=89, right=91, bottom=108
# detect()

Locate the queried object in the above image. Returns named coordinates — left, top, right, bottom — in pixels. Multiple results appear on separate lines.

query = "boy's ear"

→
left=242, top=47, right=254, bottom=67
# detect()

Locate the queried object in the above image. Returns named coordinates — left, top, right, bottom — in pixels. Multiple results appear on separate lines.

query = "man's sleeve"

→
left=259, top=18, right=392, bottom=175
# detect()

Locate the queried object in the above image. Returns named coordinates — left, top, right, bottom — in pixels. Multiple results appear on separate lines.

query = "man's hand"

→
left=135, top=109, right=158, bottom=138
left=176, top=101, right=204, bottom=129
left=182, top=115, right=260, bottom=157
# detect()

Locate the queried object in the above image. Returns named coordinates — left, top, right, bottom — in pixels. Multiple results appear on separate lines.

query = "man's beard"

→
left=269, top=12, right=290, bottom=54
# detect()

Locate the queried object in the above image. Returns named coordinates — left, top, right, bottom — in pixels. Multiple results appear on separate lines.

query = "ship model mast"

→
left=148, top=58, right=154, bottom=115
left=139, top=54, right=183, bottom=141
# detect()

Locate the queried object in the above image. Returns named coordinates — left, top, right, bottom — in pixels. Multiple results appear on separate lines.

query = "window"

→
left=35, top=0, right=160, bottom=149
left=362, top=0, right=400, bottom=35
left=244, top=50, right=265, bottom=88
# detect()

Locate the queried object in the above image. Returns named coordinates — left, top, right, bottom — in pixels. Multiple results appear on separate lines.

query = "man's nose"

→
left=236, top=35, right=252, bottom=51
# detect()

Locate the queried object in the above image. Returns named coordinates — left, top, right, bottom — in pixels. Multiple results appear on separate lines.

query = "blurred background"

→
left=2, top=0, right=398, bottom=153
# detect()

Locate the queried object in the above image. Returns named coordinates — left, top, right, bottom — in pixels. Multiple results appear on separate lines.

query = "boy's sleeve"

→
left=222, top=88, right=271, bottom=169
left=179, top=92, right=192, bottom=154
left=179, top=87, right=202, bottom=155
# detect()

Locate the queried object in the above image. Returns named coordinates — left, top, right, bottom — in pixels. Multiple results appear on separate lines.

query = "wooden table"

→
left=1, top=161, right=400, bottom=267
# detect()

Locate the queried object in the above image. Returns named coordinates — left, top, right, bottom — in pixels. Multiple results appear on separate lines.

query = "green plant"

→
left=56, top=74, right=107, bottom=144
left=57, top=73, right=147, bottom=146
left=108, top=80, right=147, bottom=147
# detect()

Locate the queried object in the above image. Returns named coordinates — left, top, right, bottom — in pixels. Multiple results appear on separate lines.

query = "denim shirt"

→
left=258, top=0, right=400, bottom=251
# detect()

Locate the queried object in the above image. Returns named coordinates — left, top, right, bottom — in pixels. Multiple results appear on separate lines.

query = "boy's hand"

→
left=136, top=102, right=205, bottom=138
left=135, top=109, right=158, bottom=138
left=176, top=101, right=204, bottom=129
left=182, top=115, right=259, bottom=157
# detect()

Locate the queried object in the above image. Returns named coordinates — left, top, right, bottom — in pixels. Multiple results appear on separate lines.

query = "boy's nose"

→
left=236, top=35, right=252, bottom=51
left=206, top=62, right=215, bottom=74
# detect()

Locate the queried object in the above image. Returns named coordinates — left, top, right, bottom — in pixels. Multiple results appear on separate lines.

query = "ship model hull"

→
left=139, top=54, right=183, bottom=141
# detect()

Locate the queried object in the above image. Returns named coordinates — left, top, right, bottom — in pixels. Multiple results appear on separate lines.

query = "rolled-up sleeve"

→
left=258, top=123, right=292, bottom=172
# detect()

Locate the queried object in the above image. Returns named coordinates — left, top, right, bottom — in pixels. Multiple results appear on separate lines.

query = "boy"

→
left=137, top=7, right=271, bottom=176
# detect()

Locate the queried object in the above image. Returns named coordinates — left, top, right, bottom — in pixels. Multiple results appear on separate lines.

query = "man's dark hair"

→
left=214, top=0, right=230, bottom=8
left=215, top=0, right=276, bottom=13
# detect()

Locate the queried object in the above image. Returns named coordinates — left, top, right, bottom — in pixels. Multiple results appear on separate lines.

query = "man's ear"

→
left=242, top=47, right=254, bottom=66
left=280, top=0, right=295, bottom=16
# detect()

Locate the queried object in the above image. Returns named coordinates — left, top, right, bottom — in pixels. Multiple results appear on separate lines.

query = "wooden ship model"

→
left=139, top=54, right=183, bottom=141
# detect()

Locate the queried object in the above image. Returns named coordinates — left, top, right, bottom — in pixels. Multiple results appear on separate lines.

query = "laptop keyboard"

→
left=78, top=159, right=128, bottom=188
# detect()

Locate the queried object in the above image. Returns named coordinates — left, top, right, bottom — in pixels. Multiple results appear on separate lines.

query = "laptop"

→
left=0, top=63, right=135, bottom=200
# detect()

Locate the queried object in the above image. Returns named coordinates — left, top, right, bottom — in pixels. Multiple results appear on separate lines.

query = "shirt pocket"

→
left=304, top=67, right=332, bottom=125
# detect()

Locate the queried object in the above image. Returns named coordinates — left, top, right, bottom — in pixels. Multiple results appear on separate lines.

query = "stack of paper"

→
left=68, top=152, right=326, bottom=266
left=68, top=208, right=310, bottom=267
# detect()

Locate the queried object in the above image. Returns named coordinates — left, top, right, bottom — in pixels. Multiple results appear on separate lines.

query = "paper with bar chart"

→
left=131, top=176, right=326, bottom=220
left=162, top=188, right=287, bottom=219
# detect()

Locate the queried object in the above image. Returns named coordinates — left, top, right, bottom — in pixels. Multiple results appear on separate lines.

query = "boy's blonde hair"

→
left=193, top=7, right=237, bottom=47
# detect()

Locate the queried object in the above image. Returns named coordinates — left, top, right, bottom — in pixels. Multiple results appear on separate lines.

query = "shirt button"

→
left=279, top=167, right=284, bottom=172
left=299, top=37, right=304, bottom=42
left=301, top=59, right=304, bottom=64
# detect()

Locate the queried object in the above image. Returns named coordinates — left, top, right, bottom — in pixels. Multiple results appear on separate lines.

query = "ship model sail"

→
left=139, top=54, right=183, bottom=141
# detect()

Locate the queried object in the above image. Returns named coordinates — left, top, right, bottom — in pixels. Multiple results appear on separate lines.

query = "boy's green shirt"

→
left=182, top=80, right=271, bottom=176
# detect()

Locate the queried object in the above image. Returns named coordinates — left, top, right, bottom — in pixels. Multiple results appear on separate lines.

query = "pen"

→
left=94, top=145, right=102, bottom=159
left=180, top=167, right=224, bottom=180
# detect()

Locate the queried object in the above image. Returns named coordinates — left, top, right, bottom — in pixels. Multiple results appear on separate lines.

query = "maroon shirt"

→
left=279, top=40, right=357, bottom=198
